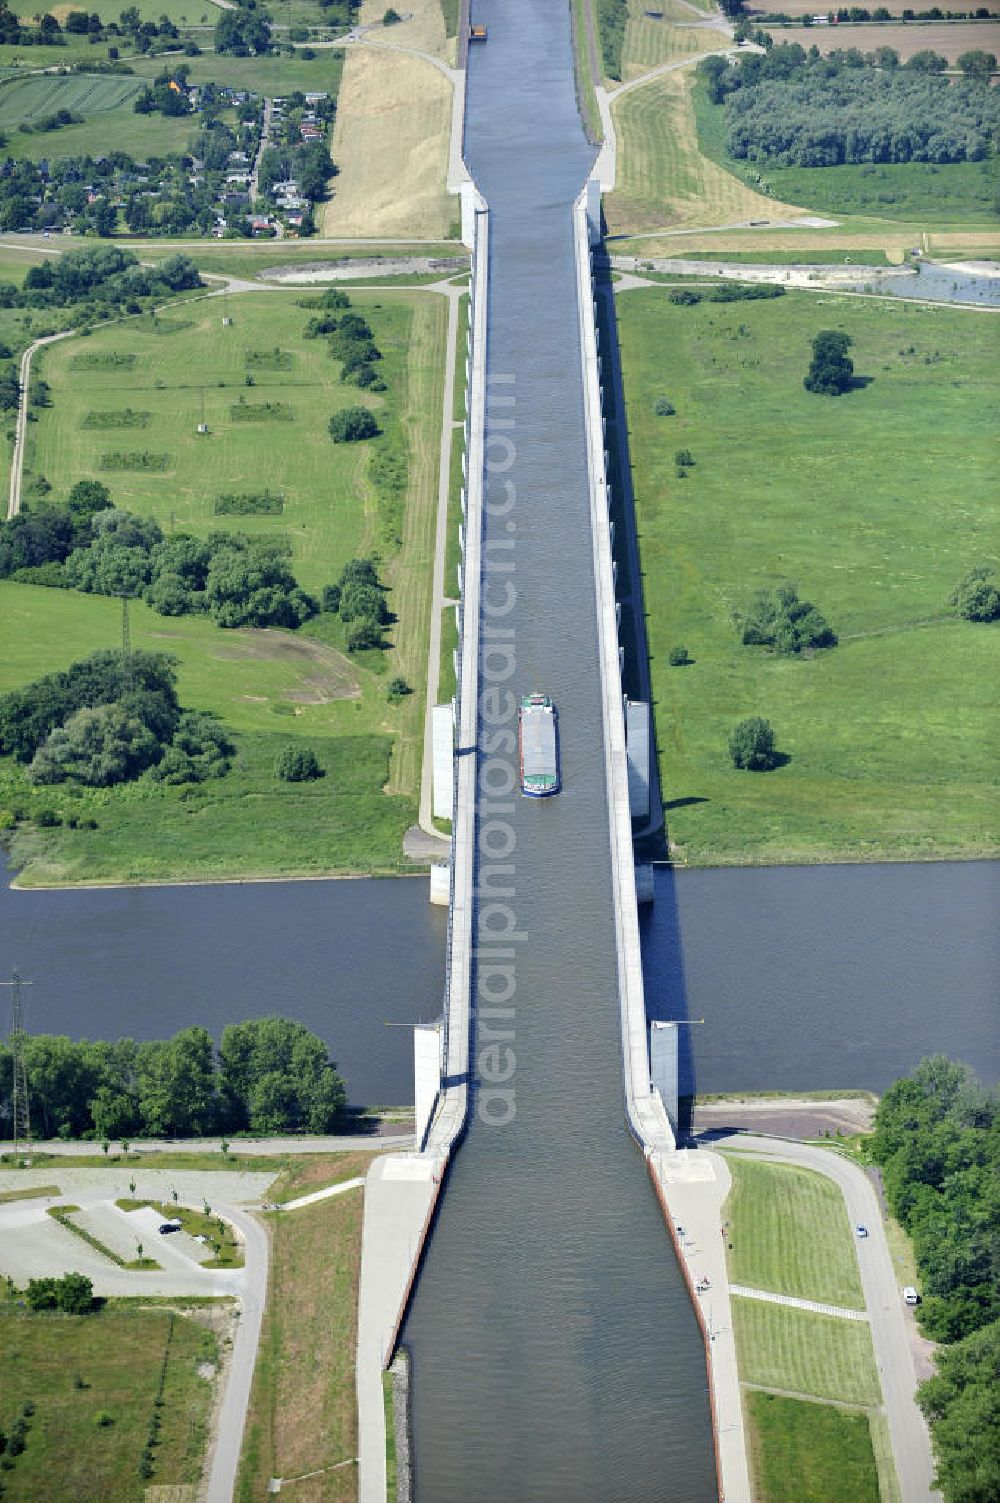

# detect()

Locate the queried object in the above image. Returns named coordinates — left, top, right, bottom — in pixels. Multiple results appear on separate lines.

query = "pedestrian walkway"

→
left=276, top=1177, right=365, bottom=1212
left=730, top=1284, right=869, bottom=1322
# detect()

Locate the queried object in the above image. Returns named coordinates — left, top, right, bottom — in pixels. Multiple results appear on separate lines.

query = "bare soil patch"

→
left=205, top=629, right=361, bottom=703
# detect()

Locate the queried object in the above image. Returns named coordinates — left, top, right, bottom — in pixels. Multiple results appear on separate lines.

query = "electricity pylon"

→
left=2, top=970, right=32, bottom=1163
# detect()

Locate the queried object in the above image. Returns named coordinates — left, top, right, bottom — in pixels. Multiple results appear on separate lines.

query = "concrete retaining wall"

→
left=572, top=182, right=675, bottom=1160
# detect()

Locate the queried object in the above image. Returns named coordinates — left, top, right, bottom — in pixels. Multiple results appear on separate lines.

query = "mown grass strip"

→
left=724, top=1156, right=864, bottom=1310
left=733, top=1299, right=881, bottom=1407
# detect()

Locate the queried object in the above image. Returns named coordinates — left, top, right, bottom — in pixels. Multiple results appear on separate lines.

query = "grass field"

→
left=733, top=1299, right=881, bottom=1405
left=129, top=48, right=346, bottom=98
left=268, top=1149, right=378, bottom=1202
left=0, top=1306, right=216, bottom=1502
left=615, top=286, right=1000, bottom=865
left=606, top=69, right=803, bottom=235
left=2, top=285, right=447, bottom=885
left=693, top=79, right=1000, bottom=225
left=236, top=1189, right=363, bottom=1503
left=571, top=0, right=602, bottom=140
left=746, top=1390, right=880, bottom=1503
left=2, top=94, right=194, bottom=161
left=620, top=0, right=722, bottom=82
left=724, top=1156, right=864, bottom=1310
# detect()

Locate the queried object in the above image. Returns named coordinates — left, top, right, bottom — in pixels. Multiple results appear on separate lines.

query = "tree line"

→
left=0, top=1017, right=347, bottom=1140
left=868, top=1057, right=999, bottom=1503
left=698, top=45, right=1000, bottom=165
left=0, top=245, right=201, bottom=314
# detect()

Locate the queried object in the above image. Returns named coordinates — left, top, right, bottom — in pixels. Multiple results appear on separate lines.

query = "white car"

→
left=855, top=1224, right=869, bottom=1239
left=903, top=1286, right=920, bottom=1306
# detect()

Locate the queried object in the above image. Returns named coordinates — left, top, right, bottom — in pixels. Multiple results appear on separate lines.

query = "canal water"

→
left=399, top=0, right=720, bottom=1496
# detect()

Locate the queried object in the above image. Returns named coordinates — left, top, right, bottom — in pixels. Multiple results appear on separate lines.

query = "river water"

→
left=3, top=858, right=996, bottom=1100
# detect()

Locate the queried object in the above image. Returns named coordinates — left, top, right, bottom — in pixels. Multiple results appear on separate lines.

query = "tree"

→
left=328, top=407, right=378, bottom=443
left=29, top=704, right=162, bottom=787
left=804, top=329, right=854, bottom=395
left=949, top=565, right=1000, bottom=623
left=956, top=49, right=996, bottom=82
left=135, top=1027, right=217, bottom=1137
left=918, top=1320, right=1000, bottom=1503
left=728, top=716, right=778, bottom=771
left=274, top=745, right=322, bottom=782
left=218, top=1017, right=346, bottom=1133
left=668, top=645, right=691, bottom=666
left=339, top=580, right=386, bottom=624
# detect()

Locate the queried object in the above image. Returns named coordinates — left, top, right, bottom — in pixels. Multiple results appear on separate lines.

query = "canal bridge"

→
left=356, top=2, right=729, bottom=1498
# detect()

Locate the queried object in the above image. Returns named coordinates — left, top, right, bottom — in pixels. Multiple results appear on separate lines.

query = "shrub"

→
left=674, top=449, right=694, bottom=468
left=654, top=396, right=675, bottom=416
left=668, top=645, right=691, bottom=667
left=728, top=716, right=778, bottom=771
left=735, top=582, right=836, bottom=654
left=274, top=745, right=322, bottom=782
left=668, top=289, right=702, bottom=306
left=387, top=676, right=411, bottom=699
left=328, top=407, right=378, bottom=443
left=93, top=1412, right=114, bottom=1428
left=322, top=583, right=341, bottom=613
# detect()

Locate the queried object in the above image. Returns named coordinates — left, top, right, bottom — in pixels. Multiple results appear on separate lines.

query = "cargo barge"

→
left=519, top=693, right=560, bottom=797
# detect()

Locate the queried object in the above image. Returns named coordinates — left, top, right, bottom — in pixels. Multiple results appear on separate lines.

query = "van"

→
left=903, top=1286, right=919, bottom=1306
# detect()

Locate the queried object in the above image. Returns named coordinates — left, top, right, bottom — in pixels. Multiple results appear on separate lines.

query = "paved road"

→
left=713, top=1135, right=940, bottom=1502
left=205, top=1203, right=269, bottom=1503
left=0, top=1132, right=413, bottom=1156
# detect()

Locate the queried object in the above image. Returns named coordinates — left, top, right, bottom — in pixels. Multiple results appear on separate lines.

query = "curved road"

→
left=713, top=1134, right=940, bottom=1502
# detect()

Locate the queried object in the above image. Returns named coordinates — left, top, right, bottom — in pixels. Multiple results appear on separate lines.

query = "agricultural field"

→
left=606, top=68, right=803, bottom=235
left=724, top=1157, right=864, bottom=1310
left=615, top=286, right=1000, bottom=866
left=323, top=0, right=453, bottom=237
left=2, top=285, right=448, bottom=884
left=693, top=75, right=1000, bottom=224
left=0, top=1303, right=217, bottom=1503
left=236, top=1189, right=363, bottom=1503
left=765, top=19, right=1000, bottom=60
left=0, top=73, right=144, bottom=127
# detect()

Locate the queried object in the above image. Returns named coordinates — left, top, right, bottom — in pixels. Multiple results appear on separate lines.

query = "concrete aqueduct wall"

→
left=572, top=181, right=676, bottom=1162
